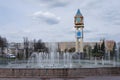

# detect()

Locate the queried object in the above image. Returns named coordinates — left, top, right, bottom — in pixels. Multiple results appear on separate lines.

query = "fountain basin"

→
left=0, top=67, right=120, bottom=78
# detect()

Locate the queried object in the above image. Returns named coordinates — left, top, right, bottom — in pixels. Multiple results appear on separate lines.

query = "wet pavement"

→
left=0, top=76, right=120, bottom=80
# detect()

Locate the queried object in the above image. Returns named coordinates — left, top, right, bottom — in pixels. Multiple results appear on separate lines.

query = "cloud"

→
left=25, top=0, right=69, bottom=8
left=103, top=10, right=120, bottom=26
left=83, top=0, right=120, bottom=27
left=33, top=11, right=61, bottom=25
left=37, top=0, right=69, bottom=7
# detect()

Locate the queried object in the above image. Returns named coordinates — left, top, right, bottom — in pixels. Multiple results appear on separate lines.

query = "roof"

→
left=76, top=9, right=82, bottom=16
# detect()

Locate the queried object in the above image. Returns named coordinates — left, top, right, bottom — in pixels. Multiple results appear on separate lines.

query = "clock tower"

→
left=74, top=9, right=84, bottom=53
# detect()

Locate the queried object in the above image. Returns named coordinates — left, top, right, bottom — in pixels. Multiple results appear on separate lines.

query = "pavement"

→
left=0, top=76, right=120, bottom=80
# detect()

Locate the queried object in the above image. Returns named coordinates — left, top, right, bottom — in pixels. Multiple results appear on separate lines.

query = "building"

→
left=7, top=42, right=24, bottom=55
left=58, top=42, right=97, bottom=52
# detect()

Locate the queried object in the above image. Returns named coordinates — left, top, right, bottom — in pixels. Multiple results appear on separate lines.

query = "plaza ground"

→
left=0, top=76, right=120, bottom=80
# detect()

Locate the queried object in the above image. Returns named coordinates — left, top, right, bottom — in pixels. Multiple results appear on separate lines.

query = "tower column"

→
left=76, top=28, right=79, bottom=52
left=76, top=38, right=79, bottom=52
left=80, top=38, right=83, bottom=53
left=80, top=28, right=83, bottom=53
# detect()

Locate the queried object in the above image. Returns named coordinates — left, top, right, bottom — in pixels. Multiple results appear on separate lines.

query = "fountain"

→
left=1, top=42, right=119, bottom=69
left=27, top=43, right=73, bottom=68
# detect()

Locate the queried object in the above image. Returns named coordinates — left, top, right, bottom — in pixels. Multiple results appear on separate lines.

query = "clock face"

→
left=76, top=17, right=81, bottom=23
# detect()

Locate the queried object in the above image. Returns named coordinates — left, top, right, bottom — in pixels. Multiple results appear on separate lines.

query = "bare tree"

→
left=0, top=36, right=8, bottom=55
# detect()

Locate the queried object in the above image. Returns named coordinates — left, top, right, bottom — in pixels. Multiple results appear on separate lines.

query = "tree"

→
left=111, top=42, right=116, bottom=59
left=92, top=43, right=103, bottom=57
left=34, top=39, right=48, bottom=53
left=68, top=47, right=75, bottom=53
left=84, top=45, right=92, bottom=59
left=113, top=42, right=116, bottom=54
left=100, top=40, right=105, bottom=55
left=0, top=36, right=8, bottom=55
left=24, top=37, right=29, bottom=59
left=92, top=43, right=98, bottom=53
left=16, top=52, right=24, bottom=60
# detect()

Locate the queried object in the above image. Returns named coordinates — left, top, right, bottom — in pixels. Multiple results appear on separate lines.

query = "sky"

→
left=0, top=0, right=120, bottom=43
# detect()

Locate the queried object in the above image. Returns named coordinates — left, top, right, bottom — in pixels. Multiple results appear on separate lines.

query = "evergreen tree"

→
left=112, top=42, right=116, bottom=59
left=92, top=42, right=104, bottom=57
left=113, top=42, right=116, bottom=53
left=98, top=44, right=101, bottom=52
left=100, top=40, right=105, bottom=54
left=92, top=43, right=98, bottom=57
left=23, top=37, right=30, bottom=59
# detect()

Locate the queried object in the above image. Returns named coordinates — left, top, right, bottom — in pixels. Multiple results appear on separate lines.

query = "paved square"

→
left=0, top=76, right=120, bottom=80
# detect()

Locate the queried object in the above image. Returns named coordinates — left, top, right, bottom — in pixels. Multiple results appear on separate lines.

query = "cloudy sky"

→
left=0, top=0, right=120, bottom=42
